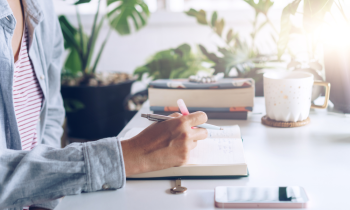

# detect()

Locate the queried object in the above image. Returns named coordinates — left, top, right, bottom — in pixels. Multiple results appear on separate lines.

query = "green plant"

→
left=243, top=0, right=277, bottom=50
left=185, top=7, right=275, bottom=80
left=134, top=44, right=212, bottom=80
left=59, top=0, right=150, bottom=84
left=277, top=0, right=334, bottom=59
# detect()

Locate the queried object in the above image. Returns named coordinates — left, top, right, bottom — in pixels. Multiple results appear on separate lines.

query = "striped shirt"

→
left=13, top=25, right=44, bottom=153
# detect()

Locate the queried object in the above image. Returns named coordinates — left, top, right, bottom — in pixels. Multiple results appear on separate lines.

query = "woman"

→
left=0, top=0, right=208, bottom=209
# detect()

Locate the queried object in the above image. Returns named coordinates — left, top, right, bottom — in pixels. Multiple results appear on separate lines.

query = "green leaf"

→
left=185, top=9, right=208, bottom=25
left=215, top=19, right=225, bottom=37
left=196, top=10, right=208, bottom=25
left=74, top=0, right=91, bottom=5
left=256, top=20, right=269, bottom=34
left=107, top=0, right=150, bottom=35
left=133, top=43, right=208, bottom=80
left=58, top=15, right=79, bottom=50
left=85, top=16, right=105, bottom=73
left=63, top=99, right=85, bottom=113
left=277, top=0, right=301, bottom=59
left=211, top=11, right=217, bottom=27
left=174, top=44, right=191, bottom=58
left=130, top=12, right=140, bottom=30
left=243, top=0, right=274, bottom=16
left=134, top=66, right=149, bottom=80
left=226, top=29, right=233, bottom=44
left=64, top=48, right=82, bottom=75
left=135, top=9, right=146, bottom=26
left=185, top=8, right=198, bottom=17
left=199, top=44, right=220, bottom=63
left=303, top=0, right=334, bottom=33
left=91, top=30, right=112, bottom=73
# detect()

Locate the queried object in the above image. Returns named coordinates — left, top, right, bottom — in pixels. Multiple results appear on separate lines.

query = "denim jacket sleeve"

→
left=39, top=9, right=65, bottom=150
left=0, top=137, right=126, bottom=209
left=0, top=1, right=126, bottom=209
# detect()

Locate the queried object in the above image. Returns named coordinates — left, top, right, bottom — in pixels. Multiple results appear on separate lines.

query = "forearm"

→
left=0, top=137, right=125, bottom=209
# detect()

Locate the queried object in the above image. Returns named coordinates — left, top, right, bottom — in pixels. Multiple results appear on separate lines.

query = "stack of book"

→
left=148, top=78, right=255, bottom=119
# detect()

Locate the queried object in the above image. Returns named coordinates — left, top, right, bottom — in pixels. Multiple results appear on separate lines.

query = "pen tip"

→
left=220, top=128, right=224, bottom=130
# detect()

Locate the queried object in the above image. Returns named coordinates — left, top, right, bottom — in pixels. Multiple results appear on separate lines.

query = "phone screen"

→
left=215, top=186, right=308, bottom=208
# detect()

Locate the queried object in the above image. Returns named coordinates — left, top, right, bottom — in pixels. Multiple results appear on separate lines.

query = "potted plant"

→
left=184, top=0, right=282, bottom=96
left=124, top=43, right=212, bottom=114
left=59, top=0, right=150, bottom=140
left=277, top=0, right=346, bottom=104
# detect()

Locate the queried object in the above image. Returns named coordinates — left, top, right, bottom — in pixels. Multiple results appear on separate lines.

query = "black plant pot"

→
left=324, top=43, right=350, bottom=113
left=61, top=80, right=134, bottom=140
left=123, top=89, right=149, bottom=124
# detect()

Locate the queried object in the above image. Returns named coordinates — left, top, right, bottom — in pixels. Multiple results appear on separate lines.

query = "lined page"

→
left=122, top=125, right=245, bottom=165
left=187, top=126, right=244, bottom=165
left=207, top=125, right=241, bottom=139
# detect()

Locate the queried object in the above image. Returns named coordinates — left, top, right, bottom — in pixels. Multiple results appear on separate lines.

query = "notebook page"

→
left=122, top=126, right=241, bottom=139
left=187, top=125, right=244, bottom=165
left=207, top=125, right=241, bottom=139
left=122, top=125, right=245, bottom=165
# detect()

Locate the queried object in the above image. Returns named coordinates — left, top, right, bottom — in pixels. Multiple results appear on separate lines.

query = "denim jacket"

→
left=0, top=0, right=126, bottom=209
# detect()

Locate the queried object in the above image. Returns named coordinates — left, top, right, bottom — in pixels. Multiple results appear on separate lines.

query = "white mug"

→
left=263, top=71, right=330, bottom=122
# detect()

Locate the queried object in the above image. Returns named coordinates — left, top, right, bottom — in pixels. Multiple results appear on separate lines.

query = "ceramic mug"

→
left=263, top=71, right=330, bottom=122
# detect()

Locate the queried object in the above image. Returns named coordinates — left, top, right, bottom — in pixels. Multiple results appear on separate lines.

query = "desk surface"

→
left=55, top=98, right=350, bottom=210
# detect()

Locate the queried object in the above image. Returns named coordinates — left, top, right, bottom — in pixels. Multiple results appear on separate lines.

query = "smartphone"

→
left=215, top=186, right=309, bottom=208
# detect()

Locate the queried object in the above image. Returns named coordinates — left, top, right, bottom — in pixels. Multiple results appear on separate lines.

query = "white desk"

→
left=55, top=98, right=350, bottom=210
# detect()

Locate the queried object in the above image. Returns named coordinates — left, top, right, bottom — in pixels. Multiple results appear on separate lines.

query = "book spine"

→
left=149, top=78, right=254, bottom=89
left=154, top=111, right=248, bottom=120
left=150, top=106, right=253, bottom=112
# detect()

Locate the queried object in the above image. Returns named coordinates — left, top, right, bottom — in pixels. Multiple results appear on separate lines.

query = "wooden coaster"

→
left=261, top=115, right=310, bottom=128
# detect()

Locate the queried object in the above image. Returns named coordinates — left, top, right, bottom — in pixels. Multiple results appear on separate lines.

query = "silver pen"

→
left=141, top=114, right=223, bottom=130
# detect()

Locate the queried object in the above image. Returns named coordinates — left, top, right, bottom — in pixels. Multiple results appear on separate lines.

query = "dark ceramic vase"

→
left=61, top=80, right=134, bottom=140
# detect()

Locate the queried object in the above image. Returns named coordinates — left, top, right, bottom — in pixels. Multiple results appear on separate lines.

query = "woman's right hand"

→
left=121, top=112, right=208, bottom=176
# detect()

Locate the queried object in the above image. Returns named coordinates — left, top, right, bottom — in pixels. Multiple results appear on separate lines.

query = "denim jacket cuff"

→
left=30, top=199, right=59, bottom=209
left=82, top=137, right=126, bottom=192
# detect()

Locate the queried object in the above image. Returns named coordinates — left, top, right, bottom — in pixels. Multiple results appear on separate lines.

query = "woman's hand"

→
left=121, top=112, right=208, bottom=176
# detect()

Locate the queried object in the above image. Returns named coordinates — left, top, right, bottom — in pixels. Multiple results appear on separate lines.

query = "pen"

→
left=177, top=99, right=190, bottom=116
left=141, top=114, right=223, bottom=130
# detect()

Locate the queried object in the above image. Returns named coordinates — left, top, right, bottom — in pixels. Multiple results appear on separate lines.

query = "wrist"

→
left=121, top=139, right=146, bottom=176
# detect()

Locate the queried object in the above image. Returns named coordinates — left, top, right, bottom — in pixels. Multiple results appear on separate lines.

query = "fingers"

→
left=190, top=128, right=208, bottom=141
left=168, top=112, right=182, bottom=118
left=185, top=111, right=208, bottom=126
left=183, top=128, right=208, bottom=151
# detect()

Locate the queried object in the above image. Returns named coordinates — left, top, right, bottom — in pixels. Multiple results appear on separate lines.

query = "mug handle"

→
left=310, top=81, right=331, bottom=109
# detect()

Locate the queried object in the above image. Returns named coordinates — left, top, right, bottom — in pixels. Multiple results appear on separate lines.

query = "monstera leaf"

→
left=60, top=0, right=150, bottom=80
left=107, top=0, right=150, bottom=35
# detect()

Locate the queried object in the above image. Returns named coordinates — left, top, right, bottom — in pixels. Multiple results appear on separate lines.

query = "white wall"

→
left=54, top=1, right=285, bottom=75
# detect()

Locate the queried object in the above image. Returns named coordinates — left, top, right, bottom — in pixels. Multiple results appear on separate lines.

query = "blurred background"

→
left=57, top=0, right=350, bottom=143
left=55, top=0, right=287, bottom=83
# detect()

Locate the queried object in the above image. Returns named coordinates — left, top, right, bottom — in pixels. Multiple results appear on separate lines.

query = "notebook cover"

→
left=126, top=169, right=249, bottom=180
left=149, top=78, right=254, bottom=89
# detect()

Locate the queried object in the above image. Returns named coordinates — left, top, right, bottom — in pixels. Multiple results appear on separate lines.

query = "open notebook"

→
left=122, top=125, right=248, bottom=179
